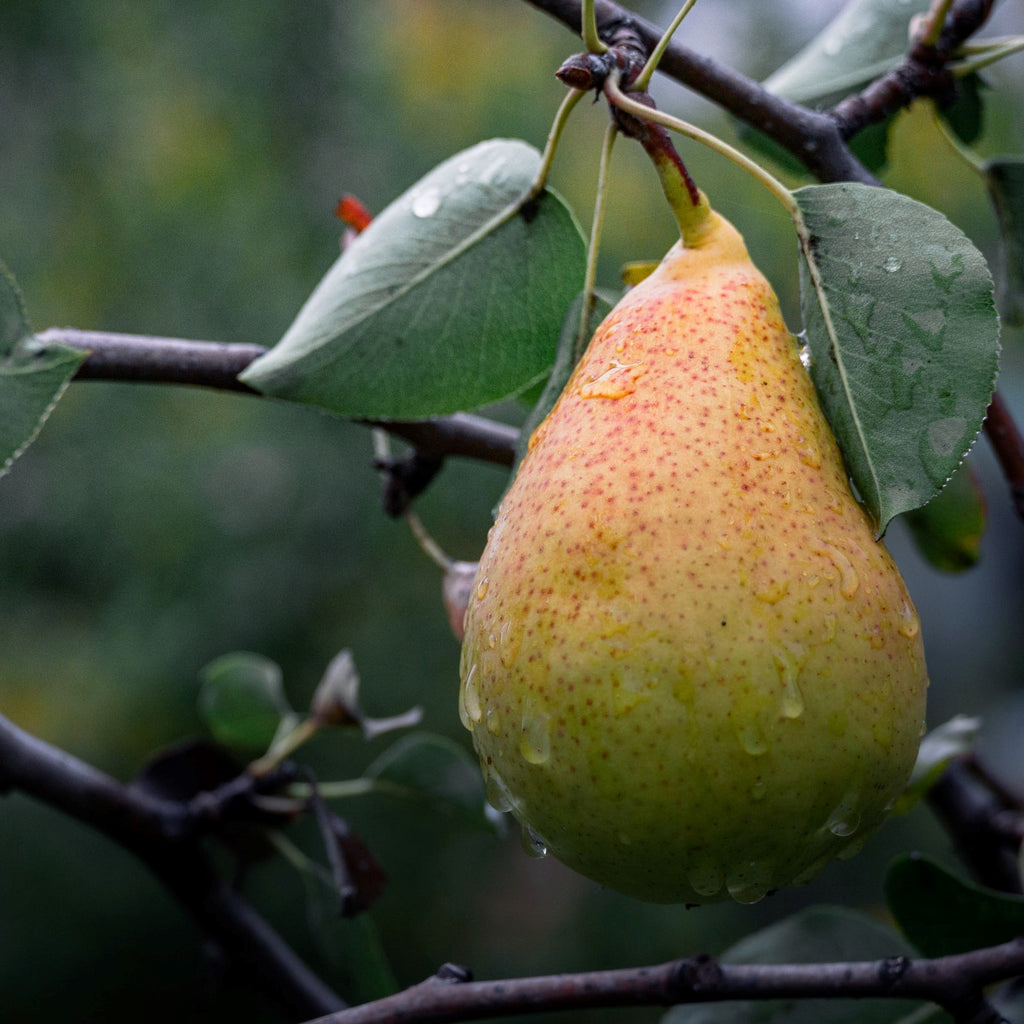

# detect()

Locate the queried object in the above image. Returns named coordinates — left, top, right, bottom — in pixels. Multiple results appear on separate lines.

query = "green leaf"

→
left=903, top=462, right=986, bottom=572
left=0, top=263, right=86, bottom=478
left=363, top=733, right=493, bottom=831
left=984, top=156, right=1024, bottom=326
left=240, top=139, right=586, bottom=418
left=940, top=74, right=986, bottom=147
left=736, top=0, right=930, bottom=173
left=891, top=715, right=981, bottom=814
left=663, top=906, right=928, bottom=1024
left=198, top=651, right=294, bottom=751
left=885, top=854, right=1024, bottom=957
left=794, top=183, right=1000, bottom=534
left=761, top=0, right=928, bottom=108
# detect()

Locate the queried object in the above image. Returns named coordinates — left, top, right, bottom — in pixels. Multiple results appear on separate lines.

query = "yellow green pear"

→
left=459, top=193, right=928, bottom=904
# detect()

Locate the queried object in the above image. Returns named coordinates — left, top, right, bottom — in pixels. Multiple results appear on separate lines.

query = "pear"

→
left=459, top=195, right=928, bottom=904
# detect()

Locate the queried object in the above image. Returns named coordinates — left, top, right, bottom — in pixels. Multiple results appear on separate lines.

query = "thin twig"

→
left=0, top=712, right=345, bottom=1018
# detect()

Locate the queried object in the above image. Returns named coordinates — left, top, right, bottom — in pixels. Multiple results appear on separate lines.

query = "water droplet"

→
left=485, top=706, right=503, bottom=735
left=772, top=643, right=806, bottom=719
left=898, top=602, right=921, bottom=639
left=737, top=718, right=769, bottom=756
left=750, top=778, right=767, bottom=801
left=817, top=542, right=860, bottom=600
left=521, top=826, right=548, bottom=858
left=686, top=860, right=724, bottom=898
left=499, top=620, right=523, bottom=668
left=754, top=579, right=790, bottom=604
left=519, top=711, right=551, bottom=765
left=617, top=831, right=632, bottom=846
left=475, top=576, right=490, bottom=601
left=883, top=255, right=902, bottom=273
left=484, top=768, right=513, bottom=812
left=577, top=359, right=646, bottom=400
left=824, top=793, right=862, bottom=838
left=411, top=187, right=442, bottom=218
left=478, top=157, right=509, bottom=187
left=726, top=863, right=772, bottom=904
left=459, top=663, right=482, bottom=728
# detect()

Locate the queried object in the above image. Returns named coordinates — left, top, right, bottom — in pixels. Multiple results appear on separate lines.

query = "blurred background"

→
left=0, top=1, right=1022, bottom=1021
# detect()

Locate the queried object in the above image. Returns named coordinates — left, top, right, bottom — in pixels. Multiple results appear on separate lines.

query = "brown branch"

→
left=0, top=711, right=345, bottom=1020
left=42, top=327, right=518, bottom=467
left=984, top=391, right=1024, bottom=521
left=832, top=0, right=997, bottom=138
left=307, top=941, right=1024, bottom=1024
left=525, top=0, right=878, bottom=184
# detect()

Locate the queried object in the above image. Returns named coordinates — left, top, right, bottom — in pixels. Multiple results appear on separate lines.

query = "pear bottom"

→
left=461, top=581, right=925, bottom=904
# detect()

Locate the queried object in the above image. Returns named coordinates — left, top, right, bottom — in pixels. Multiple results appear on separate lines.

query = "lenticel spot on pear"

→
left=459, top=189, right=928, bottom=905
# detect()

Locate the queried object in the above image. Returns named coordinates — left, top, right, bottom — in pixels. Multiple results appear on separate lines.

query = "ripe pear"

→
left=459, top=195, right=928, bottom=904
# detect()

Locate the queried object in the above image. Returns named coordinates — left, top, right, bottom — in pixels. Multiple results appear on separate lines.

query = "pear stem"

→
left=604, top=75, right=800, bottom=224
left=633, top=0, right=701, bottom=93
left=581, top=0, right=607, bottom=54
left=575, top=122, right=619, bottom=363
left=529, top=87, right=586, bottom=201
left=917, top=0, right=956, bottom=48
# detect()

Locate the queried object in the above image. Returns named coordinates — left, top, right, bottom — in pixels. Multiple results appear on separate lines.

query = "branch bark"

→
left=0, top=712, right=345, bottom=1020
left=304, top=941, right=1024, bottom=1024
left=45, top=328, right=518, bottom=467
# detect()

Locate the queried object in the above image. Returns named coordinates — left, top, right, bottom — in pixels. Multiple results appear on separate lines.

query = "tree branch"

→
left=45, top=327, right=518, bottom=467
left=831, top=0, right=997, bottom=138
left=984, top=391, right=1024, bottom=522
left=0, top=712, right=345, bottom=1020
left=306, top=940, right=1024, bottom=1024
left=524, top=0, right=878, bottom=184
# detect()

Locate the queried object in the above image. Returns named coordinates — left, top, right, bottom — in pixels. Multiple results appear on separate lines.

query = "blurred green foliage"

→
left=1, top=1, right=1023, bottom=1022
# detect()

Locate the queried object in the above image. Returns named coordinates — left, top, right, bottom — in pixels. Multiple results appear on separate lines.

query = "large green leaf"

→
left=885, top=854, right=1024, bottom=957
left=0, top=263, right=86, bottom=478
left=762, top=0, right=927, bottom=108
left=794, top=183, right=999, bottom=534
left=984, top=156, right=1024, bottom=326
left=240, top=138, right=586, bottom=418
left=663, top=906, right=935, bottom=1024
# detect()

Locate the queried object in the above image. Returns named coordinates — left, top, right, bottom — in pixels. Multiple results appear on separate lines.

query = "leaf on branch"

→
left=198, top=651, right=296, bottom=752
left=984, top=156, right=1024, bottom=327
left=240, top=139, right=586, bottom=419
left=903, top=462, right=986, bottom=572
left=0, top=262, right=86, bottom=480
left=885, top=853, right=1024, bottom=957
left=663, top=905, right=929, bottom=1024
left=363, top=732, right=497, bottom=833
left=761, top=0, right=930, bottom=109
left=794, top=182, right=1000, bottom=534
left=735, top=0, right=931, bottom=172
